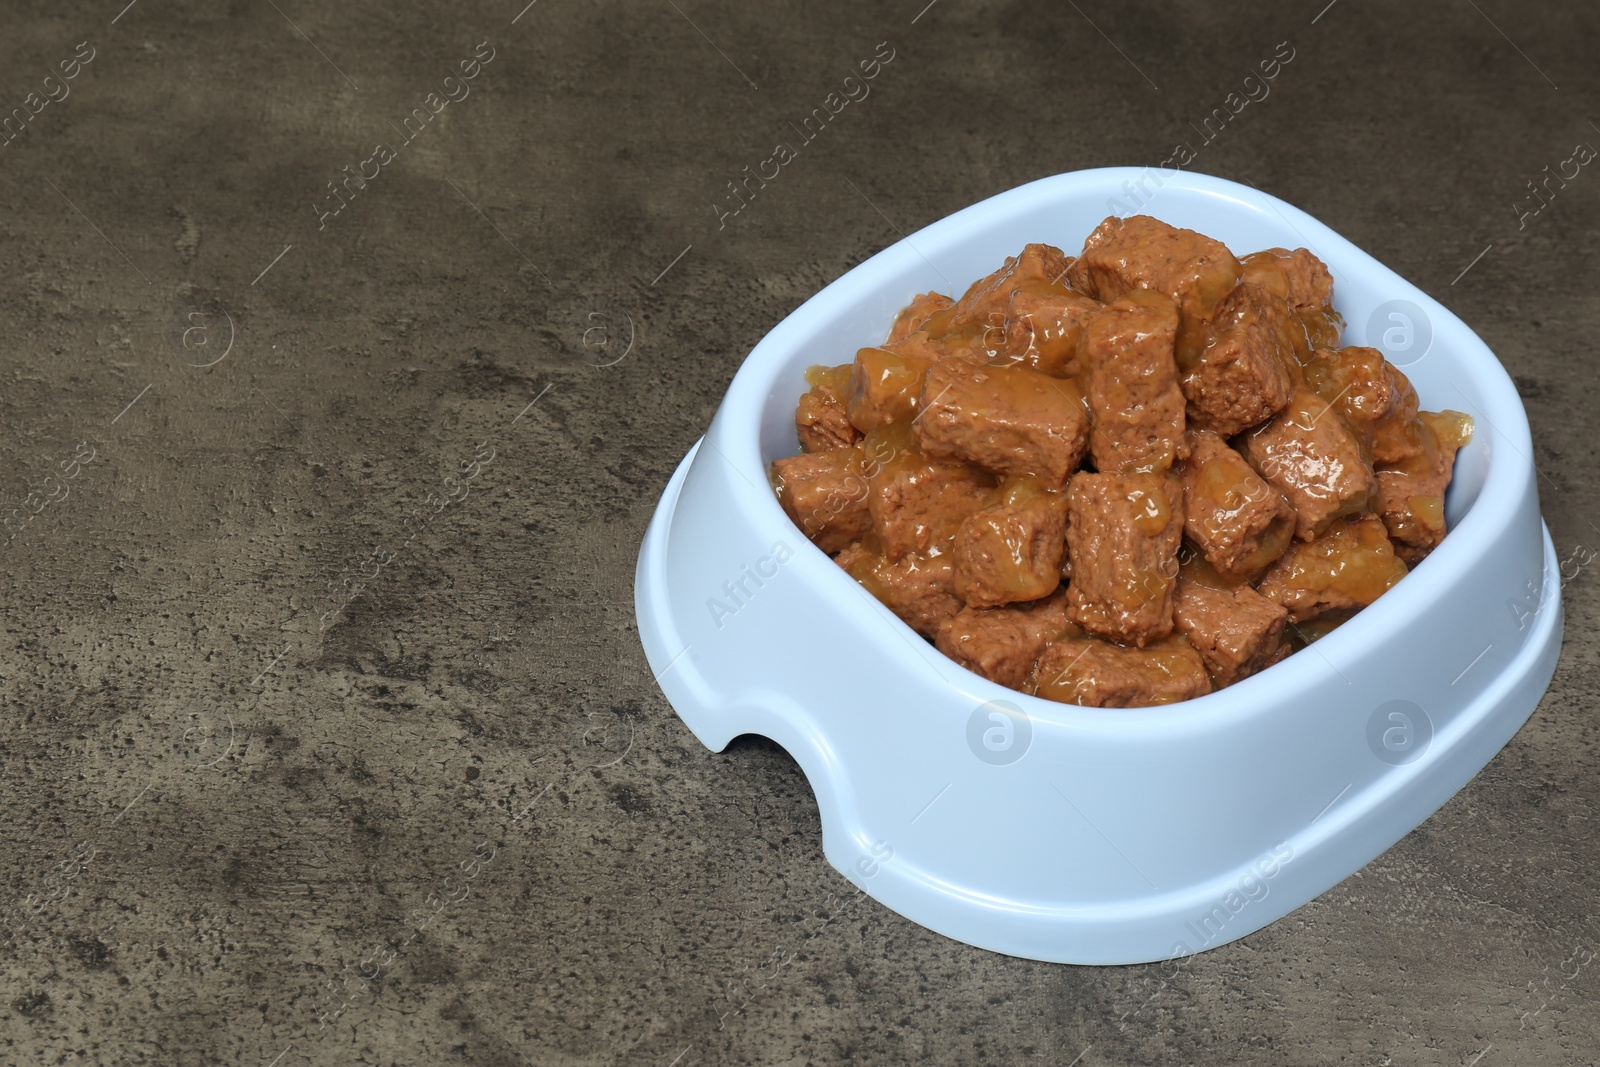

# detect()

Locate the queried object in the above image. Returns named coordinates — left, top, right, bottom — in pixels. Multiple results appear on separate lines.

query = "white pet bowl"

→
left=634, top=168, right=1562, bottom=965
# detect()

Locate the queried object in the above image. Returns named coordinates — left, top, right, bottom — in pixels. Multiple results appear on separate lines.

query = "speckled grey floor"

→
left=1, top=1, right=1596, bottom=1064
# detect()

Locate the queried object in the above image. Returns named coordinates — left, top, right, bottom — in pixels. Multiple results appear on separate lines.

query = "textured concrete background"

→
left=0, top=1, right=1596, bottom=1064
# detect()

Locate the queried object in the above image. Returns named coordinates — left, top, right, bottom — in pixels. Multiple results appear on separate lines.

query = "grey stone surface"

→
left=1, top=1, right=1596, bottom=1064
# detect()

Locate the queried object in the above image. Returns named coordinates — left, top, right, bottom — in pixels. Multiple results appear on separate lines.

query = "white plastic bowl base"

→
left=633, top=169, right=1563, bottom=965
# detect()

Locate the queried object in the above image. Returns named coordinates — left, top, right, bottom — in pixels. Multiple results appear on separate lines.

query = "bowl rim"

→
left=707, top=167, right=1535, bottom=732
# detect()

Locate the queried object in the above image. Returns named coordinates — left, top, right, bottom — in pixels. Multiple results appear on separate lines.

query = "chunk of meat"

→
left=835, top=539, right=960, bottom=638
left=886, top=291, right=954, bottom=344
left=1013, top=241, right=1074, bottom=286
left=1369, top=363, right=1423, bottom=467
left=1256, top=514, right=1408, bottom=623
left=1241, top=390, right=1376, bottom=540
left=795, top=364, right=860, bottom=453
left=1078, top=290, right=1188, bottom=473
left=914, top=357, right=1090, bottom=488
left=771, top=448, right=871, bottom=554
left=864, top=426, right=994, bottom=560
left=846, top=343, right=939, bottom=432
left=952, top=477, right=1068, bottom=608
left=1239, top=247, right=1333, bottom=314
left=946, top=242, right=1073, bottom=328
left=1178, top=429, right=1295, bottom=581
left=884, top=330, right=954, bottom=363
left=935, top=591, right=1075, bottom=688
left=1001, top=281, right=1101, bottom=378
left=1182, top=282, right=1301, bottom=436
left=1173, top=573, right=1288, bottom=687
left=1067, top=215, right=1242, bottom=366
left=920, top=243, right=1074, bottom=359
left=1375, top=410, right=1472, bottom=564
left=1240, top=247, right=1340, bottom=351
left=1065, top=471, right=1183, bottom=647
left=1030, top=634, right=1212, bottom=708
left=1301, top=346, right=1412, bottom=458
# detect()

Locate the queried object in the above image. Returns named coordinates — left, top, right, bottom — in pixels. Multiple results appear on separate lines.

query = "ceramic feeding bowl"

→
left=634, top=168, right=1562, bottom=965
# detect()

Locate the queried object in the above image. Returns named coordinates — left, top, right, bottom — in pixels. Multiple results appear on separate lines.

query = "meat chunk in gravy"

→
left=886, top=291, right=954, bottom=344
left=795, top=364, right=860, bottom=453
left=1256, top=514, right=1408, bottom=623
left=1030, top=634, right=1212, bottom=707
left=1001, top=282, right=1101, bottom=379
left=1240, top=247, right=1334, bottom=315
left=1179, top=429, right=1295, bottom=582
left=1302, top=345, right=1410, bottom=457
left=926, top=243, right=1074, bottom=354
left=846, top=343, right=938, bottom=432
left=1182, top=282, right=1301, bottom=437
left=771, top=448, right=871, bottom=554
left=1369, top=363, right=1423, bottom=467
left=1241, top=390, right=1376, bottom=540
left=1078, top=290, right=1188, bottom=473
left=1374, top=410, right=1472, bottom=564
left=1068, top=214, right=1242, bottom=366
left=864, top=427, right=994, bottom=560
left=952, top=477, right=1068, bottom=608
left=1065, top=471, right=1183, bottom=647
left=835, top=539, right=961, bottom=638
left=1240, top=246, right=1341, bottom=350
left=936, top=591, right=1075, bottom=688
left=1173, top=573, right=1288, bottom=687
left=915, top=357, right=1090, bottom=489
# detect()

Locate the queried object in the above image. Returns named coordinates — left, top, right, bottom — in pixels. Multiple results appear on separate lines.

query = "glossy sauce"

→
left=1194, top=458, right=1261, bottom=522
left=769, top=445, right=864, bottom=506
left=1124, top=482, right=1171, bottom=536
left=865, top=423, right=993, bottom=553
left=1111, top=476, right=1177, bottom=608
left=1178, top=551, right=1241, bottom=591
left=1238, top=249, right=1341, bottom=358
left=1379, top=411, right=1472, bottom=547
left=847, top=346, right=934, bottom=430
left=969, top=474, right=1068, bottom=602
left=1175, top=258, right=1243, bottom=371
left=1273, top=516, right=1407, bottom=603
left=1232, top=518, right=1295, bottom=578
left=862, top=422, right=919, bottom=478
left=1188, top=447, right=1295, bottom=576
left=805, top=362, right=854, bottom=397
left=1238, top=249, right=1293, bottom=300
left=1008, top=279, right=1088, bottom=376
left=1031, top=633, right=1205, bottom=707
left=1420, top=409, right=1474, bottom=452
left=995, top=471, right=1063, bottom=510
left=1298, top=308, right=1344, bottom=353
left=1248, top=391, right=1368, bottom=511
left=847, top=536, right=949, bottom=606
left=887, top=291, right=954, bottom=342
left=960, top=513, right=1063, bottom=604
left=937, top=316, right=1009, bottom=364
left=1287, top=612, right=1351, bottom=647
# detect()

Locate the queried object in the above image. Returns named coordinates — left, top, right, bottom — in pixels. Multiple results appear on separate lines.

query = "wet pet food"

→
left=771, top=215, right=1471, bottom=707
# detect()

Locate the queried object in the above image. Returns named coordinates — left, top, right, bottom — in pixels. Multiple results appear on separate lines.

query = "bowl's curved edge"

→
left=635, top=440, right=717, bottom=743
left=862, top=525, right=1564, bottom=965
left=634, top=437, right=864, bottom=887
left=639, top=489, right=1565, bottom=963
